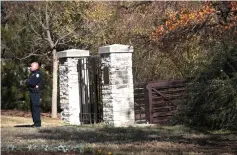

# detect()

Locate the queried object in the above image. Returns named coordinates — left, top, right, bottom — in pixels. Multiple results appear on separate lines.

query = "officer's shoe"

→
left=31, top=123, right=41, bottom=128
left=34, top=124, right=41, bottom=128
left=34, top=125, right=41, bottom=128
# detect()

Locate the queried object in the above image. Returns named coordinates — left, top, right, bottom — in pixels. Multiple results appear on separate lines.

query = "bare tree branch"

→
left=31, top=12, right=47, bottom=30
left=26, top=3, right=55, bottom=48
left=29, top=23, right=48, bottom=42
left=54, top=28, right=77, bottom=46
left=45, top=2, right=49, bottom=29
left=14, top=50, right=50, bottom=61
left=15, top=53, right=42, bottom=61
left=29, top=23, right=41, bottom=37
left=44, top=2, right=55, bottom=48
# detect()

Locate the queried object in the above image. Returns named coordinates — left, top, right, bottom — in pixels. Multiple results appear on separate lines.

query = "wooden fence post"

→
left=147, top=83, right=153, bottom=124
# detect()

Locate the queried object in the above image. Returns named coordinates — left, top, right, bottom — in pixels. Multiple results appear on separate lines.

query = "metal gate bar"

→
left=77, top=56, right=102, bottom=124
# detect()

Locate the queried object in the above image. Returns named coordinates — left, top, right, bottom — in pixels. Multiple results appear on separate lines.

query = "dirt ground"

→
left=1, top=110, right=237, bottom=155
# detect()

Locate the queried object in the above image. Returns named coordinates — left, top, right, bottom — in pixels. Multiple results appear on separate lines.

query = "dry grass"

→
left=1, top=113, right=237, bottom=155
left=1, top=115, right=62, bottom=127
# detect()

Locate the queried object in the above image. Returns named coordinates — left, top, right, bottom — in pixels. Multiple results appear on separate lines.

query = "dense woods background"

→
left=1, top=1, right=237, bottom=130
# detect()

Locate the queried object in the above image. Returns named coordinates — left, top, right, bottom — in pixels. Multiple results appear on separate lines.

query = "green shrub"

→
left=178, top=45, right=237, bottom=130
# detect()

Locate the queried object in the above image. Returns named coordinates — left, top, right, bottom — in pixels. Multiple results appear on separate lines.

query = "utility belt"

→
left=29, top=87, right=40, bottom=93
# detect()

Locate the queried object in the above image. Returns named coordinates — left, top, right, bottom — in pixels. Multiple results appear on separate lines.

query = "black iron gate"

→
left=77, top=56, right=102, bottom=124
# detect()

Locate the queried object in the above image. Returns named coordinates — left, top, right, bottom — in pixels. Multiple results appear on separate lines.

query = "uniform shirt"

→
left=26, top=69, right=42, bottom=91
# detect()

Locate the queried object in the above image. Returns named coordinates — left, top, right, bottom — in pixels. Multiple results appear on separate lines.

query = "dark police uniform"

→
left=26, top=69, right=42, bottom=127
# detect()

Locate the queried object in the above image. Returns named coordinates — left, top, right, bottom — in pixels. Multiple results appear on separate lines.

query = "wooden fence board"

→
left=134, top=79, right=187, bottom=125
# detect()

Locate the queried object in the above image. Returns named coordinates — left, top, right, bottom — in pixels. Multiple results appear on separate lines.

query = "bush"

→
left=178, top=45, right=237, bottom=130
left=1, top=61, right=28, bottom=110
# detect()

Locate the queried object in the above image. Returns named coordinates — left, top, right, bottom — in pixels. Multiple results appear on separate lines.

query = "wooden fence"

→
left=134, top=79, right=187, bottom=125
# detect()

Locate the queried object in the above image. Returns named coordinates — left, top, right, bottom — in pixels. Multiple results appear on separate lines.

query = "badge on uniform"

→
left=36, top=74, right=40, bottom=78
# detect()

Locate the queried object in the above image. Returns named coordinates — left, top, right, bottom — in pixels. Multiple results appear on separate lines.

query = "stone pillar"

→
left=99, top=44, right=135, bottom=127
left=57, top=49, right=89, bottom=125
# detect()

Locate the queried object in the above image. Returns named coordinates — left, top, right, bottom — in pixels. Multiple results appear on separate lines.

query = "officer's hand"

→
left=35, top=85, right=39, bottom=88
left=20, top=80, right=24, bottom=86
left=20, top=79, right=27, bottom=86
left=24, top=79, right=28, bottom=85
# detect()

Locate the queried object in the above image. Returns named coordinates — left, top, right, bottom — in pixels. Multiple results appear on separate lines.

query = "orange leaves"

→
left=230, top=2, right=237, bottom=10
left=152, top=8, right=199, bottom=40
left=151, top=2, right=237, bottom=41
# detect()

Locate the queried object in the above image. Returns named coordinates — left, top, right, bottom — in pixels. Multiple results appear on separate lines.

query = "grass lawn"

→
left=1, top=110, right=237, bottom=155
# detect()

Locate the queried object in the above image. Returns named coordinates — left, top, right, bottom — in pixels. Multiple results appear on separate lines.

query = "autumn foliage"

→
left=151, top=2, right=237, bottom=41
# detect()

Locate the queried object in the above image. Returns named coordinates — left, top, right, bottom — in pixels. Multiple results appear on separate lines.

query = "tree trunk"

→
left=51, top=49, right=58, bottom=118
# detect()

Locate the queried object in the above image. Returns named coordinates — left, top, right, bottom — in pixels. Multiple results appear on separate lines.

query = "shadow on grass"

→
left=17, top=125, right=237, bottom=148
left=14, top=124, right=33, bottom=128
left=19, top=126, right=173, bottom=142
left=2, top=125, right=237, bottom=154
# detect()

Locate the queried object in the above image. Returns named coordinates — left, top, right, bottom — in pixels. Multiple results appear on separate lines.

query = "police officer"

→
left=26, top=62, right=42, bottom=127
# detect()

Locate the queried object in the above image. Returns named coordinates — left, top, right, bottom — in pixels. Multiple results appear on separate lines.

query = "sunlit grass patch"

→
left=1, top=115, right=62, bottom=127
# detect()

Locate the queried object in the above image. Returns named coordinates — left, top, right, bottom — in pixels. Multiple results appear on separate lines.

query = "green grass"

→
left=1, top=115, right=237, bottom=155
